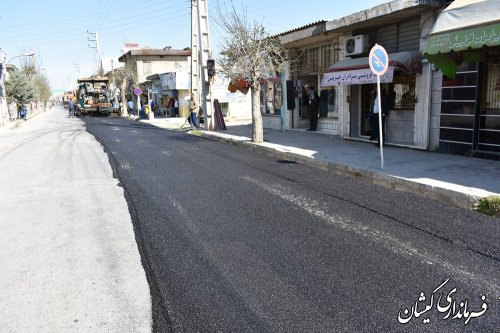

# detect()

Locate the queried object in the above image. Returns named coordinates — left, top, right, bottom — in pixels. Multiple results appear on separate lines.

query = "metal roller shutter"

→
left=375, top=25, right=397, bottom=53
left=398, top=19, right=420, bottom=52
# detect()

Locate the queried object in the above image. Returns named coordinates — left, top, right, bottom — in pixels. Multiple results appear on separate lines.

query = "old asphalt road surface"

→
left=84, top=115, right=500, bottom=333
left=0, top=108, right=151, bottom=332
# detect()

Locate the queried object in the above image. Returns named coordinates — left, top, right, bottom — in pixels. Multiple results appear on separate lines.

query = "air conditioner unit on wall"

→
left=345, top=35, right=370, bottom=56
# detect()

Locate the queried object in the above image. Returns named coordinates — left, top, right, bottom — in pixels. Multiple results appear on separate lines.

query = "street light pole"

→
left=6, top=52, right=35, bottom=65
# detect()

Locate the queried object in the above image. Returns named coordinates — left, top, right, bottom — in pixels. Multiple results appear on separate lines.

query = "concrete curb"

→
left=194, top=131, right=479, bottom=210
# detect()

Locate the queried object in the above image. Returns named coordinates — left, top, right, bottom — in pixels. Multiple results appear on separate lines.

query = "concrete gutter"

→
left=193, top=130, right=486, bottom=210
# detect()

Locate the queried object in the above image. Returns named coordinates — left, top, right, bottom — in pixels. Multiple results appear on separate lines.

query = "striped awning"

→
left=326, top=51, right=421, bottom=73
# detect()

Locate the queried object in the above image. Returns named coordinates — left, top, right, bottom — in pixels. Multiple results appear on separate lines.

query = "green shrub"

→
left=475, top=195, right=500, bottom=217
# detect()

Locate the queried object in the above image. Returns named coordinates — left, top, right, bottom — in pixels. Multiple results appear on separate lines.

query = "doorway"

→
left=361, top=84, right=375, bottom=137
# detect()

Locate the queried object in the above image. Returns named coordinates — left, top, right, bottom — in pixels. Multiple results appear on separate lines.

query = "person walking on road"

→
left=68, top=98, right=75, bottom=118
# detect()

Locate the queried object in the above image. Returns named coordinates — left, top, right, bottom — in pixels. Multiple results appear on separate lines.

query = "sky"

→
left=0, top=0, right=384, bottom=93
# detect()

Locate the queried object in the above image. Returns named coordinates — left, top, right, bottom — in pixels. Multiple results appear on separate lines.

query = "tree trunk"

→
left=120, top=77, right=128, bottom=117
left=251, top=82, right=263, bottom=143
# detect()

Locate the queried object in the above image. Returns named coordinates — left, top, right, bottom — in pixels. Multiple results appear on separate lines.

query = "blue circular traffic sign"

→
left=369, top=44, right=389, bottom=76
left=134, top=88, right=142, bottom=96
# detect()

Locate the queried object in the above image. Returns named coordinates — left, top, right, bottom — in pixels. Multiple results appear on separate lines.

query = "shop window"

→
left=219, top=102, right=229, bottom=117
left=483, top=61, right=500, bottom=113
left=273, top=81, right=282, bottom=113
left=390, top=72, right=416, bottom=109
left=260, top=81, right=281, bottom=115
left=319, top=87, right=338, bottom=119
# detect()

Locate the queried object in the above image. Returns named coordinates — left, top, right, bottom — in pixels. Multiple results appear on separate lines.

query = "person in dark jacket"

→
left=305, top=85, right=320, bottom=131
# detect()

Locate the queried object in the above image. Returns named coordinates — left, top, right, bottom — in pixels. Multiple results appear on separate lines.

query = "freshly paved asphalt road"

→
left=85, top=116, right=500, bottom=333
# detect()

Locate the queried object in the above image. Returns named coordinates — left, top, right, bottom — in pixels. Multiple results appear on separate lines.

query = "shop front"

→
left=322, top=51, right=422, bottom=145
left=158, top=72, right=190, bottom=118
left=425, top=0, right=500, bottom=159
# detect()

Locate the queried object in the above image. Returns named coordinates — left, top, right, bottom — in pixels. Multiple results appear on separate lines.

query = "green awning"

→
left=423, top=0, right=500, bottom=78
left=425, top=22, right=500, bottom=54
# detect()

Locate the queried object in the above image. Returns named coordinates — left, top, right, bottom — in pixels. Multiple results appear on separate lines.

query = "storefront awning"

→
left=425, top=0, right=500, bottom=54
left=321, top=51, right=420, bottom=86
left=326, top=51, right=422, bottom=73
left=424, top=0, right=500, bottom=78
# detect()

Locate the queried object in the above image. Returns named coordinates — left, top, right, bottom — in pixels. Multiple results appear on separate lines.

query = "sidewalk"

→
left=0, top=118, right=26, bottom=130
left=0, top=106, right=48, bottom=131
left=140, top=118, right=500, bottom=210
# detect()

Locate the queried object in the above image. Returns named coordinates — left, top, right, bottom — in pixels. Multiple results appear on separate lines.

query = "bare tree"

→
left=33, top=73, right=51, bottom=105
left=19, top=53, right=37, bottom=77
left=215, top=3, right=287, bottom=143
left=111, top=58, right=138, bottom=118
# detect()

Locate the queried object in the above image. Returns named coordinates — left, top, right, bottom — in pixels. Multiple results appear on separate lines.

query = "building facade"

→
left=272, top=0, right=446, bottom=152
left=118, top=48, right=192, bottom=115
left=268, top=0, right=499, bottom=160
left=425, top=0, right=500, bottom=160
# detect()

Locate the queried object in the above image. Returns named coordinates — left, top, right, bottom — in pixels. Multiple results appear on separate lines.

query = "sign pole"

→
left=368, top=44, right=389, bottom=170
left=376, top=74, right=384, bottom=169
left=134, top=87, right=142, bottom=118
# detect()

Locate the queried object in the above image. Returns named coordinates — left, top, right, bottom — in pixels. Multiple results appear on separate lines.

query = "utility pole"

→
left=0, top=48, right=6, bottom=127
left=191, top=0, right=212, bottom=130
left=74, top=63, right=80, bottom=88
left=87, top=31, right=102, bottom=75
left=111, top=59, right=118, bottom=111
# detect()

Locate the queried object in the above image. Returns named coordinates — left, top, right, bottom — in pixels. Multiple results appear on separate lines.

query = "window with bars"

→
left=306, top=47, right=319, bottom=74
left=483, top=61, right=500, bottom=111
left=320, top=45, right=332, bottom=72
left=291, top=44, right=339, bottom=76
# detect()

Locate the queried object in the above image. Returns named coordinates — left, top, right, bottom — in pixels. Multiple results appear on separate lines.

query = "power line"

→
left=0, top=0, right=177, bottom=33
left=0, top=5, right=190, bottom=52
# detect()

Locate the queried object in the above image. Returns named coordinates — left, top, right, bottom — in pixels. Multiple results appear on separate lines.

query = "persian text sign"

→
left=321, top=67, right=394, bottom=86
left=425, top=22, right=500, bottom=54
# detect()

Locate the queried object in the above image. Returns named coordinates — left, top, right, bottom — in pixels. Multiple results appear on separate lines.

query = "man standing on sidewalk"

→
left=371, top=88, right=389, bottom=146
left=127, top=100, right=134, bottom=116
left=189, top=93, right=198, bottom=129
left=305, top=85, right=320, bottom=131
